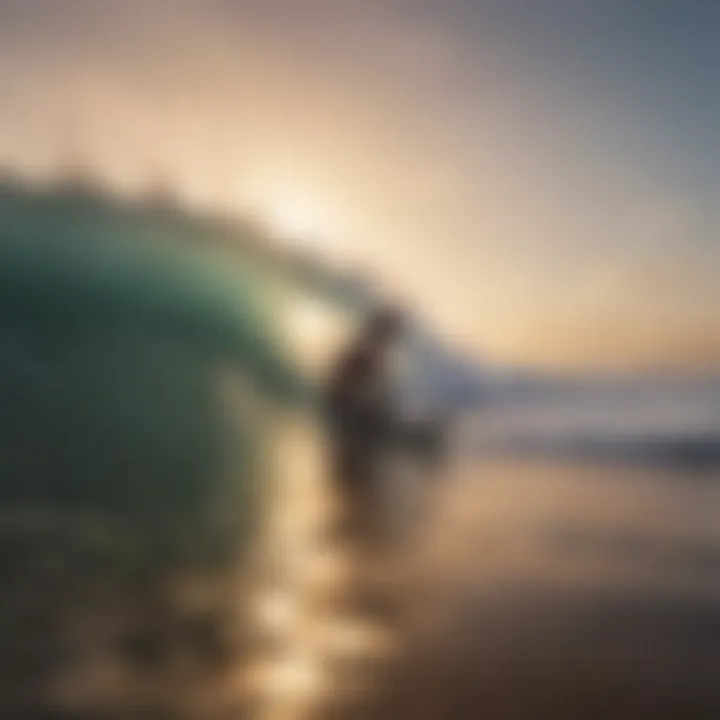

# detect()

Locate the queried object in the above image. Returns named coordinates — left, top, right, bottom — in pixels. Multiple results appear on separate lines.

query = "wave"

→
left=477, top=430, right=720, bottom=466
left=0, top=182, right=360, bottom=568
left=472, top=379, right=720, bottom=466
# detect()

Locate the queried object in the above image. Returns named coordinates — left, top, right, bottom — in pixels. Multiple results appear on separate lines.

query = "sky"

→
left=0, top=0, right=718, bottom=370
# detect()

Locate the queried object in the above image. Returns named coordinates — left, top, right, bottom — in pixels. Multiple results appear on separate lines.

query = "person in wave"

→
left=326, top=305, right=445, bottom=487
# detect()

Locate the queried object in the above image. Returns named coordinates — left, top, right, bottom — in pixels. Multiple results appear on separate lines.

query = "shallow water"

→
left=240, top=424, right=720, bottom=720
left=330, top=455, right=720, bottom=720
left=2, top=401, right=720, bottom=719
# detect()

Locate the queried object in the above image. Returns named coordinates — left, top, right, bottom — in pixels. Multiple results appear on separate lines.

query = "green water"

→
left=0, top=185, right=362, bottom=716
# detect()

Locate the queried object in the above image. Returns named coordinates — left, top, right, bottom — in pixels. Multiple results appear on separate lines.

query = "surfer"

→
left=325, top=305, right=447, bottom=486
left=325, top=305, right=403, bottom=484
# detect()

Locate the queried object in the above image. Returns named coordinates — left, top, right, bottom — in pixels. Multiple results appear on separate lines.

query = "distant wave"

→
left=477, top=431, right=720, bottom=466
left=471, top=379, right=720, bottom=467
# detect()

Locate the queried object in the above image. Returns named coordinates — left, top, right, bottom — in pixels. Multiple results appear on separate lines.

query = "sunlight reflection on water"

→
left=244, top=418, right=403, bottom=720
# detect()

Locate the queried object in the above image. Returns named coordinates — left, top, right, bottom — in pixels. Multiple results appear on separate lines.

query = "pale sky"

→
left=1, top=0, right=718, bottom=369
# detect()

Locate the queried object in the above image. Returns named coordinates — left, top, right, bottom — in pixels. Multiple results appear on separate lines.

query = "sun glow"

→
left=267, top=196, right=324, bottom=241
left=246, top=183, right=350, bottom=258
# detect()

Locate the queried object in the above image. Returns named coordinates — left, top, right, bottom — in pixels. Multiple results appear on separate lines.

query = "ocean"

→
left=1, top=185, right=718, bottom=718
left=471, top=374, right=720, bottom=464
left=241, top=376, right=720, bottom=720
